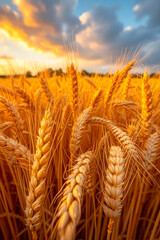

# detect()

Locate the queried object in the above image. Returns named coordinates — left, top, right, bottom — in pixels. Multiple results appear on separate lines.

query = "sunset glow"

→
left=0, top=0, right=160, bottom=74
left=0, top=1, right=160, bottom=240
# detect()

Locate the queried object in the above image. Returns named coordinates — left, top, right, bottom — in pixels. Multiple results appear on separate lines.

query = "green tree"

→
left=26, top=71, right=32, bottom=78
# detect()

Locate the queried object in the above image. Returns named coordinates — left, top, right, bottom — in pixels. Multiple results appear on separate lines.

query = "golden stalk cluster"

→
left=0, top=61, right=160, bottom=240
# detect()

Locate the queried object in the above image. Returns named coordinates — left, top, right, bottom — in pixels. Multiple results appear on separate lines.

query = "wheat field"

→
left=0, top=61, right=160, bottom=240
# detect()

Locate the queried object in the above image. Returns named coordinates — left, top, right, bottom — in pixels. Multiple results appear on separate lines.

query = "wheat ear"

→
left=141, top=72, right=153, bottom=138
left=84, top=156, right=97, bottom=193
left=121, top=73, right=132, bottom=100
left=103, top=146, right=125, bottom=239
left=56, top=151, right=93, bottom=240
left=15, top=86, right=35, bottom=111
left=84, top=77, right=98, bottom=90
left=105, top=71, right=119, bottom=105
left=90, top=88, right=103, bottom=110
left=40, top=77, right=53, bottom=102
left=88, top=117, right=138, bottom=160
left=70, top=63, right=79, bottom=118
left=143, top=132, right=159, bottom=170
left=113, top=60, right=135, bottom=94
left=0, top=122, right=13, bottom=131
left=0, top=132, right=32, bottom=165
left=61, top=103, right=72, bottom=130
left=118, top=60, right=134, bottom=80
left=70, top=107, right=93, bottom=163
left=0, top=85, right=16, bottom=97
left=0, top=96, right=24, bottom=133
left=25, top=108, right=53, bottom=237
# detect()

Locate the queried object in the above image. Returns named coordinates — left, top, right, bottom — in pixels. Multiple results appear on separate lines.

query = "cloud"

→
left=134, top=0, right=160, bottom=27
left=0, top=55, right=14, bottom=60
left=0, top=0, right=159, bottom=69
left=0, top=0, right=81, bottom=57
left=124, top=26, right=133, bottom=32
left=143, top=39, right=160, bottom=65
left=76, top=7, right=150, bottom=64
left=133, top=4, right=140, bottom=12
left=76, top=6, right=124, bottom=61
left=76, top=2, right=160, bottom=66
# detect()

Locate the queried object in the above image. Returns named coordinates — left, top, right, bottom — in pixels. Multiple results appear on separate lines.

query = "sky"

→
left=0, top=0, right=160, bottom=74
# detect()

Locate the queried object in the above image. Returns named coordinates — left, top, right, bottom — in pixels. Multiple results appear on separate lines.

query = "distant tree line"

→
left=0, top=69, right=158, bottom=78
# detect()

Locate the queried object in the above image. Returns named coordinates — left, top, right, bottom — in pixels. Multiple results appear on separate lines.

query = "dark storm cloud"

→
left=135, top=0, right=160, bottom=27
left=91, top=6, right=123, bottom=43
left=143, top=40, right=160, bottom=65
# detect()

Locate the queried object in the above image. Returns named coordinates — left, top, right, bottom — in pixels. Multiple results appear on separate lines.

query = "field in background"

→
left=0, top=62, right=160, bottom=240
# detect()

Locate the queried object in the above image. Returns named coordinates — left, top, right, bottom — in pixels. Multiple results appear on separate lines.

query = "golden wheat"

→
left=56, top=151, right=93, bottom=240
left=0, top=60, right=160, bottom=240
left=25, top=108, right=53, bottom=238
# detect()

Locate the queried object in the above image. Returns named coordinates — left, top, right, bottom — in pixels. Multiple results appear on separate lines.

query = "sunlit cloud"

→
left=0, top=0, right=159, bottom=73
left=0, top=55, right=14, bottom=60
left=79, top=12, right=90, bottom=24
left=0, top=2, right=67, bottom=57
left=133, top=4, right=140, bottom=12
left=124, top=26, right=133, bottom=32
